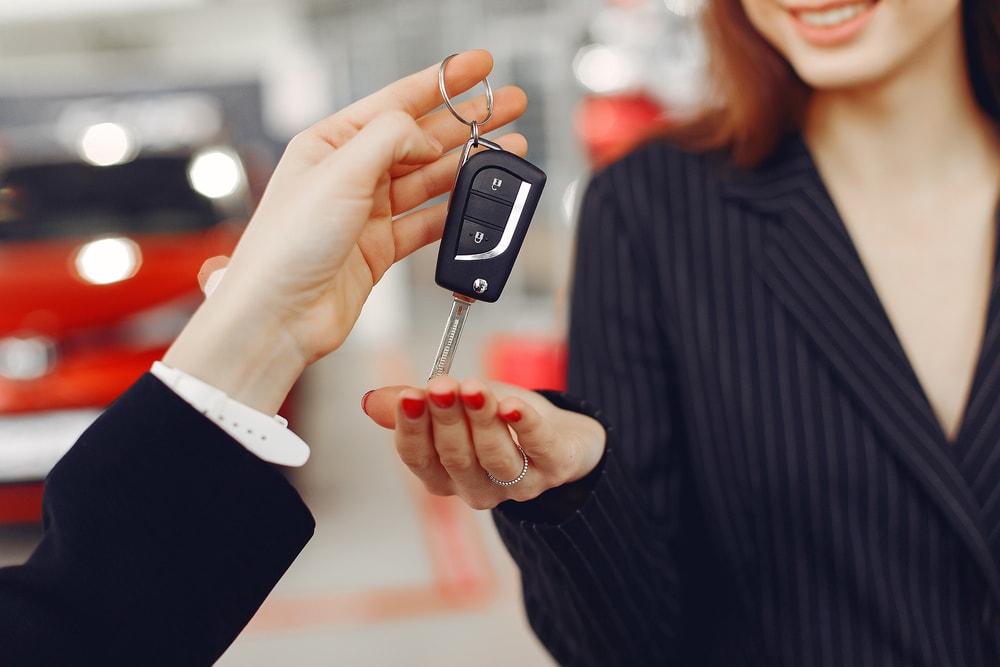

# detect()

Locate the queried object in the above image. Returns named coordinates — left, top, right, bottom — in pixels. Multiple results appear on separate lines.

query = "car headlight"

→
left=73, top=236, right=142, bottom=286
left=187, top=148, right=245, bottom=200
left=0, top=336, right=55, bottom=381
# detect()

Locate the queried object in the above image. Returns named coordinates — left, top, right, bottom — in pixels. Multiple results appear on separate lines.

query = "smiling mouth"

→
left=794, top=1, right=875, bottom=28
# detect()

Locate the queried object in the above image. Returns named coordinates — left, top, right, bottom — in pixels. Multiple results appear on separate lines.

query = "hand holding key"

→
left=164, top=50, right=528, bottom=415
left=362, top=377, right=607, bottom=508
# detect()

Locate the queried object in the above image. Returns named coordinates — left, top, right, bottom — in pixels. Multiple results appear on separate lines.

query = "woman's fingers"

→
left=501, top=391, right=608, bottom=486
left=305, top=51, right=524, bottom=172
left=458, top=379, right=529, bottom=488
left=412, top=85, right=528, bottom=161
left=425, top=376, right=495, bottom=502
left=389, top=129, right=528, bottom=216
left=318, top=110, right=443, bottom=204
left=362, top=385, right=407, bottom=429
left=317, top=50, right=496, bottom=142
left=386, top=85, right=527, bottom=183
left=393, top=389, right=452, bottom=496
left=367, top=379, right=608, bottom=509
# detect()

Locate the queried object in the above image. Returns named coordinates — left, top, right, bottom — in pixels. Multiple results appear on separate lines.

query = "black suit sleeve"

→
left=492, top=155, right=687, bottom=665
left=0, top=373, right=315, bottom=666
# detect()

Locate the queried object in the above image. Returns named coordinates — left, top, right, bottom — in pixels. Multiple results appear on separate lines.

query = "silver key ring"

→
left=438, top=53, right=494, bottom=128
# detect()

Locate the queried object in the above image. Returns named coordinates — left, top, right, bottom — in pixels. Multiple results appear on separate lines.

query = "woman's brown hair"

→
left=669, top=0, right=1000, bottom=168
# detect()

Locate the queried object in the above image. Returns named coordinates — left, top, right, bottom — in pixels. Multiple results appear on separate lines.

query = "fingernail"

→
left=361, top=390, right=374, bottom=415
left=401, top=397, right=426, bottom=419
left=429, top=391, right=456, bottom=409
left=460, top=392, right=485, bottom=410
left=500, top=409, right=522, bottom=423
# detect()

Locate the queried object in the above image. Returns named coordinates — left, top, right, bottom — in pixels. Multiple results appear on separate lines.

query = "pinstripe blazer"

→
left=493, top=135, right=1000, bottom=666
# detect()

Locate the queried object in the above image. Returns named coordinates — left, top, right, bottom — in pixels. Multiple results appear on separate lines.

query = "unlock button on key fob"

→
left=458, top=220, right=500, bottom=255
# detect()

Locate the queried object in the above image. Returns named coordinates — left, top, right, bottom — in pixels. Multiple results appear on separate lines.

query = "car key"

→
left=428, top=56, right=546, bottom=379
left=428, top=145, right=546, bottom=378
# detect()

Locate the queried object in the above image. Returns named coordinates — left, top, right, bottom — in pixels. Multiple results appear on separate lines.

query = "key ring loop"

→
left=438, top=53, right=494, bottom=129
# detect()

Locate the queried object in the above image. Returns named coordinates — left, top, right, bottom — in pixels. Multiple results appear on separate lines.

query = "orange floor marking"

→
left=244, top=493, right=497, bottom=632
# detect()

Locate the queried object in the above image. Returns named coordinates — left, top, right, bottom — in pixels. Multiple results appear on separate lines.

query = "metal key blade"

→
left=428, top=294, right=475, bottom=380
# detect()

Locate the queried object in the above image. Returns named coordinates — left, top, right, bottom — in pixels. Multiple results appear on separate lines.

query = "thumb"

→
left=361, top=385, right=412, bottom=429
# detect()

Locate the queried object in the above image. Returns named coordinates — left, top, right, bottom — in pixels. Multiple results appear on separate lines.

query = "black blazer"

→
left=494, top=136, right=1000, bottom=665
left=0, top=374, right=314, bottom=665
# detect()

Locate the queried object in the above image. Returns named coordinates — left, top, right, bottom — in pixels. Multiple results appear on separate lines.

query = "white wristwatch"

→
left=151, top=361, right=310, bottom=467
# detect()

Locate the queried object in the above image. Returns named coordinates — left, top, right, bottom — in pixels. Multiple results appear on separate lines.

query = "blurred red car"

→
left=0, top=140, right=250, bottom=522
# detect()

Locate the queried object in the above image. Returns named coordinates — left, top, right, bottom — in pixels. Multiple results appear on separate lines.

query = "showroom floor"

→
left=0, top=251, right=563, bottom=667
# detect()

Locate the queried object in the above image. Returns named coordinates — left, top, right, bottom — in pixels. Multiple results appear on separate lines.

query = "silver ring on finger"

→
left=486, top=444, right=529, bottom=487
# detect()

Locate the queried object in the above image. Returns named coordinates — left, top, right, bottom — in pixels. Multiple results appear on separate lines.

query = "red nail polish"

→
left=429, top=391, right=456, bottom=409
left=401, top=397, right=426, bottom=419
left=501, top=409, right=522, bottom=423
left=460, top=392, right=485, bottom=410
left=361, top=390, right=374, bottom=414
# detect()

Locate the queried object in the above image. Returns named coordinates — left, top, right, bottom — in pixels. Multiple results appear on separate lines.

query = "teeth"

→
left=797, top=3, right=869, bottom=27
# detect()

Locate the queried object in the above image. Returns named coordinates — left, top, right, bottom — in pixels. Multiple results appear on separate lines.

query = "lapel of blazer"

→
left=719, top=134, right=1000, bottom=604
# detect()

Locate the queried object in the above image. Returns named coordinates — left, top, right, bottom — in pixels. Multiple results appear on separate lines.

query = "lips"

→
left=784, top=0, right=879, bottom=46
left=794, top=1, right=873, bottom=27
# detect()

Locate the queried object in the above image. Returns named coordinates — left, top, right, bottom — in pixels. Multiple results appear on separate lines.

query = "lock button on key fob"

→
left=436, top=149, right=546, bottom=303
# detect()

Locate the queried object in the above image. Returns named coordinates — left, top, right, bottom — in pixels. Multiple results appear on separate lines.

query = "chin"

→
left=790, top=52, right=897, bottom=93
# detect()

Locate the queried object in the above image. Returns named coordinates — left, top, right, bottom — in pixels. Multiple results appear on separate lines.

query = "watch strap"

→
left=150, top=361, right=310, bottom=467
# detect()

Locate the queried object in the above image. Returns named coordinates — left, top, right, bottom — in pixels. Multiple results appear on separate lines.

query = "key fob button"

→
left=465, top=192, right=513, bottom=227
left=457, top=220, right=501, bottom=255
left=471, top=168, right=522, bottom=204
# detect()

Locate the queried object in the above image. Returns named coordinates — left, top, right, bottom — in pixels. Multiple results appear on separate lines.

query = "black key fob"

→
left=435, top=149, right=546, bottom=303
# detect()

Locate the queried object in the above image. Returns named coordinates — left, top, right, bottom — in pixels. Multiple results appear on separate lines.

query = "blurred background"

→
left=0, top=0, right=706, bottom=664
